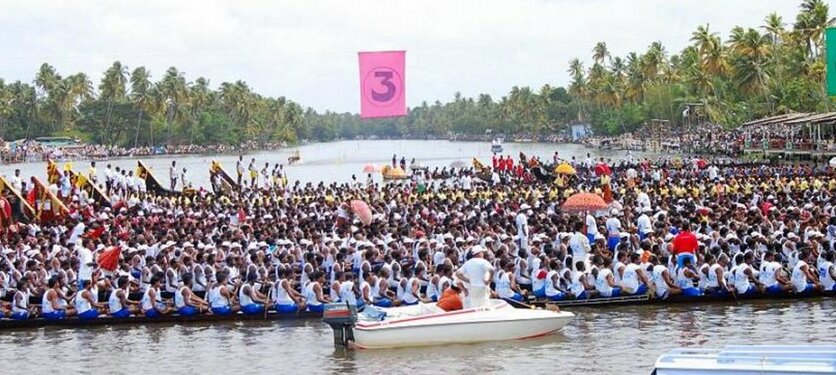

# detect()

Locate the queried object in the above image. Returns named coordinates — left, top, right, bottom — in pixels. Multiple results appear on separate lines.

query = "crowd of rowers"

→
left=1, top=152, right=836, bottom=321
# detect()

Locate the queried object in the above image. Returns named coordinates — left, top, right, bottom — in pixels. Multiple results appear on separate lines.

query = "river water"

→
left=2, top=140, right=645, bottom=187
left=1, top=299, right=833, bottom=374
left=1, top=140, right=830, bottom=374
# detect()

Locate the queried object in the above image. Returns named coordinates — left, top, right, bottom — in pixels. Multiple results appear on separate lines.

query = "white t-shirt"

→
left=637, top=214, right=652, bottom=235
left=586, top=214, right=598, bottom=235
left=515, top=213, right=528, bottom=237
left=461, top=175, right=472, bottom=191
left=78, top=246, right=94, bottom=281
left=460, top=258, right=494, bottom=287
left=605, top=217, right=622, bottom=236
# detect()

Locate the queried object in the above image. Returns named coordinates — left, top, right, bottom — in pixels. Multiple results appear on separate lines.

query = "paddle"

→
left=503, top=297, right=560, bottom=312
left=729, top=287, right=740, bottom=305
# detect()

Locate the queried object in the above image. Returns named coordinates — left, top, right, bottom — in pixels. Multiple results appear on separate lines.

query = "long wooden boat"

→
left=528, top=290, right=836, bottom=308
left=0, top=310, right=322, bottom=330
left=0, top=176, right=36, bottom=220
left=136, top=160, right=182, bottom=197
left=65, top=168, right=111, bottom=207
left=209, top=159, right=240, bottom=194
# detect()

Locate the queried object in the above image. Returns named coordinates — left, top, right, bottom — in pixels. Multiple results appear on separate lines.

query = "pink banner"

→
left=359, top=50, right=406, bottom=119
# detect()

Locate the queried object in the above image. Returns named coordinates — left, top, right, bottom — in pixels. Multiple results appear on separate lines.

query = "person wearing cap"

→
left=672, top=222, right=698, bottom=269
left=455, top=245, right=494, bottom=308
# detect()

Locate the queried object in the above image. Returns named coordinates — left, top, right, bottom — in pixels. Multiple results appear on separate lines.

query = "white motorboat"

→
left=323, top=299, right=574, bottom=349
left=491, top=138, right=503, bottom=154
left=653, top=345, right=836, bottom=375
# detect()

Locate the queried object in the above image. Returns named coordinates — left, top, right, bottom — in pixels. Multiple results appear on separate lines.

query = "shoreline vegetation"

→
left=0, top=0, right=831, bottom=151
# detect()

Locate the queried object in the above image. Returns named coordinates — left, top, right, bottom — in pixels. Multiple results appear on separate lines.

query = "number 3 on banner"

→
left=372, top=71, right=396, bottom=102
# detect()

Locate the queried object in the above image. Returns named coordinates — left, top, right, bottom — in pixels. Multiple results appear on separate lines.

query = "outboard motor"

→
left=322, top=302, right=358, bottom=348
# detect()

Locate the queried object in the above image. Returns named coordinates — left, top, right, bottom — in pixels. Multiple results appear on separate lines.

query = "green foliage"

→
left=0, top=1, right=830, bottom=145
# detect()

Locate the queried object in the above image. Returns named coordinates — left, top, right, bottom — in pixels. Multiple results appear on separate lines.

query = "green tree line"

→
left=0, top=0, right=832, bottom=145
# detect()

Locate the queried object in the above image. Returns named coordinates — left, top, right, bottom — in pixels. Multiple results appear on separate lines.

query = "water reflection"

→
left=2, top=299, right=835, bottom=374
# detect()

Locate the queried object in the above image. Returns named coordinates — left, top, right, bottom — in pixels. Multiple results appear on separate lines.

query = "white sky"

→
left=1, top=0, right=801, bottom=113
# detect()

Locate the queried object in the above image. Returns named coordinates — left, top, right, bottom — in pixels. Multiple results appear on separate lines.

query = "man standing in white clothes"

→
left=456, top=246, right=494, bottom=308
left=77, top=241, right=96, bottom=289
left=516, top=204, right=530, bottom=252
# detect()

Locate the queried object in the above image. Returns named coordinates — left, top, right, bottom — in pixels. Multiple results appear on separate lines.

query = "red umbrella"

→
left=594, top=162, right=612, bottom=176
left=697, top=159, right=707, bottom=169
left=350, top=200, right=372, bottom=226
left=84, top=226, right=106, bottom=240
left=362, top=163, right=377, bottom=173
left=562, top=192, right=608, bottom=213
left=97, top=246, right=122, bottom=272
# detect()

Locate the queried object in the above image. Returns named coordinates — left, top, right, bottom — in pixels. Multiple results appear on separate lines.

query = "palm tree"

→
left=159, top=67, right=188, bottom=144
left=762, top=12, right=785, bottom=44
left=0, top=80, right=12, bottom=139
left=130, top=67, right=152, bottom=147
left=641, top=42, right=667, bottom=81
left=34, top=63, right=63, bottom=131
left=62, top=73, right=94, bottom=129
left=99, top=61, right=129, bottom=144
left=567, top=58, right=587, bottom=120
left=592, top=42, right=610, bottom=65
left=188, top=77, right=210, bottom=143
left=795, top=0, right=834, bottom=58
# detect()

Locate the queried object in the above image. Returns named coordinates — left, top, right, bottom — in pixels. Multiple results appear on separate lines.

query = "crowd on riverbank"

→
left=0, top=139, right=286, bottom=165
left=1, top=149, right=835, bottom=321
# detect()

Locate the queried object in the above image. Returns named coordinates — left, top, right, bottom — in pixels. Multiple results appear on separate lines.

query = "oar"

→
left=503, top=297, right=535, bottom=309
left=503, top=297, right=560, bottom=312
left=729, top=287, right=740, bottom=305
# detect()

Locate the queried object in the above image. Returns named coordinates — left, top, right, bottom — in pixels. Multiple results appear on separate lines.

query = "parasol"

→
left=449, top=160, right=467, bottom=169
left=594, top=162, right=612, bottom=176
left=350, top=199, right=373, bottom=226
left=362, top=163, right=377, bottom=173
left=97, top=246, right=122, bottom=272
left=554, top=163, right=576, bottom=175
left=830, top=157, right=836, bottom=168
left=562, top=192, right=608, bottom=213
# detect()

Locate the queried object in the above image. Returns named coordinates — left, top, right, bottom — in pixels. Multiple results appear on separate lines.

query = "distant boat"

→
left=653, top=345, right=836, bottom=375
left=491, top=138, right=503, bottom=154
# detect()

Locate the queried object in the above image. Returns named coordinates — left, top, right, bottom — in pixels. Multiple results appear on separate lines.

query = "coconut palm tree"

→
left=188, top=77, right=211, bottom=143
left=0, top=81, right=12, bottom=139
left=762, top=12, right=785, bottom=44
left=62, top=73, right=94, bottom=129
left=592, top=42, right=610, bottom=65
left=795, top=0, right=834, bottom=58
left=99, top=61, right=129, bottom=143
left=159, top=67, right=188, bottom=144
left=34, top=63, right=63, bottom=131
left=130, top=67, right=152, bottom=147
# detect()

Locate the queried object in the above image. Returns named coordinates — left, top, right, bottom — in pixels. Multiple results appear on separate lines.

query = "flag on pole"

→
left=358, top=51, right=406, bottom=119
left=827, top=27, right=836, bottom=96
